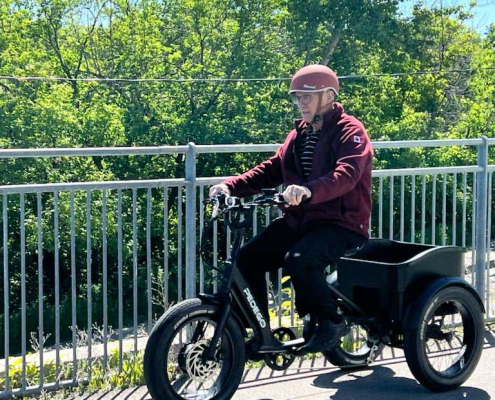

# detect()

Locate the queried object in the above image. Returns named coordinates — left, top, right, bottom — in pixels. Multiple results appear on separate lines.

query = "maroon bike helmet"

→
left=289, top=65, right=339, bottom=123
left=289, top=64, right=339, bottom=95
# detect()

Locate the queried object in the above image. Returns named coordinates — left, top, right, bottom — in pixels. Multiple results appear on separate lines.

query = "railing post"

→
left=475, top=136, right=488, bottom=298
left=185, top=142, right=197, bottom=299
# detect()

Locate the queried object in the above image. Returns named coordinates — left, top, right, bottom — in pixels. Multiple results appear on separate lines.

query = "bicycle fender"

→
left=403, top=277, right=485, bottom=331
left=198, top=293, right=249, bottom=338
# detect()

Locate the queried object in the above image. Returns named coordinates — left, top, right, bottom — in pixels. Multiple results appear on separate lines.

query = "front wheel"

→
left=144, top=299, right=246, bottom=400
left=404, top=286, right=484, bottom=392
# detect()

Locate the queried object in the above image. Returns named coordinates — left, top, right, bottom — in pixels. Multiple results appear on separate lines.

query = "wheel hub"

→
left=180, top=340, right=222, bottom=383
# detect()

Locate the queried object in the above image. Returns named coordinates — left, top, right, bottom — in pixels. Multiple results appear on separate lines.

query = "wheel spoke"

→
left=423, top=298, right=472, bottom=376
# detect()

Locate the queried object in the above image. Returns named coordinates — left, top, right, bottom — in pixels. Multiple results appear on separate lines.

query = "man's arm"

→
left=221, top=145, right=285, bottom=198
left=305, top=127, right=373, bottom=204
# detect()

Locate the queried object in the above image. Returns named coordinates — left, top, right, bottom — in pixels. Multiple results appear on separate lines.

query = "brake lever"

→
left=205, top=192, right=229, bottom=219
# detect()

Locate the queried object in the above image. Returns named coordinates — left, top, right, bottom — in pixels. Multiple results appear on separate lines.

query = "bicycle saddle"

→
left=326, top=243, right=365, bottom=285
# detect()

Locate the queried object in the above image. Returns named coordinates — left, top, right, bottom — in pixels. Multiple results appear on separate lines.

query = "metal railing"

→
left=0, top=138, right=494, bottom=398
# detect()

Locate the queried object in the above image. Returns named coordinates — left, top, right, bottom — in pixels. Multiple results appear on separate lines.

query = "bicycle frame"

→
left=199, top=193, right=311, bottom=360
left=199, top=191, right=377, bottom=360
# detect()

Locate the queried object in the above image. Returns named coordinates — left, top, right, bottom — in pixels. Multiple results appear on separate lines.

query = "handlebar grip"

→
left=203, top=191, right=229, bottom=205
left=215, top=191, right=229, bottom=202
left=276, top=193, right=309, bottom=205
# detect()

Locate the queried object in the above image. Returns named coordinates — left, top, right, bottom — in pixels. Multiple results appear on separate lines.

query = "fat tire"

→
left=144, top=298, right=246, bottom=400
left=403, top=286, right=484, bottom=392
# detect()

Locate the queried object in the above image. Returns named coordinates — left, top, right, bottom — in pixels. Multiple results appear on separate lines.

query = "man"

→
left=209, top=64, right=373, bottom=352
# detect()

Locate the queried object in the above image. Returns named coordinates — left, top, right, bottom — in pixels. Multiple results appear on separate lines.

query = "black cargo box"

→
left=337, top=239, right=465, bottom=321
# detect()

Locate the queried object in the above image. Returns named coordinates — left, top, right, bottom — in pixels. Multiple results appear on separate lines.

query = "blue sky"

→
left=399, top=0, right=495, bottom=36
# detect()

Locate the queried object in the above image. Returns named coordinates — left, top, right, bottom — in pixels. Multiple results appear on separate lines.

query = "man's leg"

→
left=235, top=218, right=300, bottom=321
left=284, top=223, right=366, bottom=351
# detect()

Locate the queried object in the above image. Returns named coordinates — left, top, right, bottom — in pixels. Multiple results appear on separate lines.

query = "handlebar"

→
left=204, top=188, right=309, bottom=221
left=200, top=189, right=306, bottom=272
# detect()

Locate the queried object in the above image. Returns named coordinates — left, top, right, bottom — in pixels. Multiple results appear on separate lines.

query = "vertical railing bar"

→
left=486, top=172, right=492, bottom=318
left=278, top=268, right=282, bottom=327
left=276, top=195, right=293, bottom=325
left=265, top=208, right=270, bottom=308
left=102, top=189, right=108, bottom=369
left=290, top=282, right=294, bottom=327
left=463, top=173, right=467, bottom=249
left=54, top=192, right=60, bottom=387
left=475, top=137, right=488, bottom=298
left=37, top=192, right=44, bottom=387
left=147, top=188, right=152, bottom=333
left=239, top=208, right=246, bottom=246
left=442, top=173, right=447, bottom=246
left=132, top=188, right=138, bottom=351
left=378, top=176, right=383, bottom=238
left=3, top=194, right=10, bottom=391
left=70, top=191, right=77, bottom=381
left=199, top=186, right=204, bottom=293
left=20, top=194, right=27, bottom=390
left=185, top=143, right=197, bottom=300
left=86, top=189, right=92, bottom=379
left=400, top=176, right=404, bottom=242
left=411, top=176, right=416, bottom=243
left=432, top=174, right=437, bottom=245
left=117, top=189, right=123, bottom=372
left=178, top=186, right=183, bottom=301
left=275, top=190, right=283, bottom=326
left=226, top=211, right=231, bottom=263
left=213, top=219, right=218, bottom=293
left=253, top=205, right=258, bottom=236
left=368, top=212, right=372, bottom=237
left=389, top=176, right=394, bottom=240
left=163, top=187, right=169, bottom=313
left=471, top=174, right=477, bottom=287
left=421, top=175, right=426, bottom=244
left=453, top=173, right=457, bottom=246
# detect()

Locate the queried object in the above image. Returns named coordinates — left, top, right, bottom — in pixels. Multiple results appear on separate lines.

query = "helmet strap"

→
left=311, top=92, right=335, bottom=127
left=311, top=93, right=324, bottom=125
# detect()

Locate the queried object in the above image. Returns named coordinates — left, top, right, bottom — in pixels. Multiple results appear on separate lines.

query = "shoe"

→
left=298, top=318, right=349, bottom=354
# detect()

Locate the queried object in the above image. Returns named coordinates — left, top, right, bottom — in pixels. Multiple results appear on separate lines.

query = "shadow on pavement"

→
left=72, top=327, right=495, bottom=400
left=312, top=366, right=490, bottom=400
left=485, top=325, right=495, bottom=346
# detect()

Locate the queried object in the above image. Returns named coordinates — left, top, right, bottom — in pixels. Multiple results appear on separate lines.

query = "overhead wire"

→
left=0, top=67, right=494, bottom=84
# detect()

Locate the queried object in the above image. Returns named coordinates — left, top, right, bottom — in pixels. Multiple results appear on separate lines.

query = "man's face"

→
left=293, top=91, right=334, bottom=123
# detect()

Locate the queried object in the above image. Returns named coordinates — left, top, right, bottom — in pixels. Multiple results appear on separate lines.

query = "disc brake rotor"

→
left=181, top=339, right=223, bottom=383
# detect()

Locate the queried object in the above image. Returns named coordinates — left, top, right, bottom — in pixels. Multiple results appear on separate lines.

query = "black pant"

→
left=236, top=218, right=366, bottom=322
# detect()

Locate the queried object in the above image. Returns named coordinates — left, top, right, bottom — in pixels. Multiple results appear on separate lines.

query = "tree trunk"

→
left=321, top=22, right=344, bottom=65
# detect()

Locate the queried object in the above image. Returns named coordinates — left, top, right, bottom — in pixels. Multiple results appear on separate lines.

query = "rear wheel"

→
left=404, top=286, right=484, bottom=392
left=323, top=320, right=383, bottom=368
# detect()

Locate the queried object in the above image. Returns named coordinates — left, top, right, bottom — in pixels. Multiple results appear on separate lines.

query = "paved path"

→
left=71, top=326, right=495, bottom=400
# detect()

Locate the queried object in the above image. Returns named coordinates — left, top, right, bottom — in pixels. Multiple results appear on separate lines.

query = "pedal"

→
left=326, top=270, right=338, bottom=285
left=282, top=338, right=305, bottom=347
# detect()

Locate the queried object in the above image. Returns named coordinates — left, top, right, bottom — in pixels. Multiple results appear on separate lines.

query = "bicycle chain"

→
left=366, top=342, right=380, bottom=365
